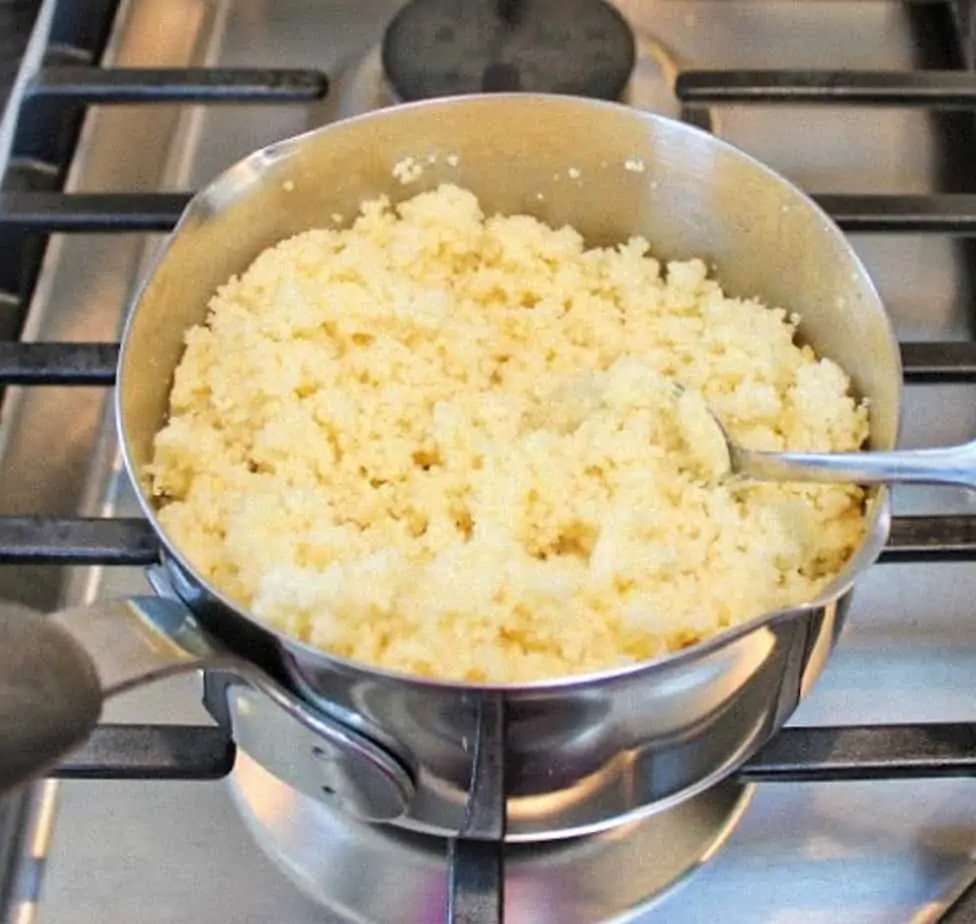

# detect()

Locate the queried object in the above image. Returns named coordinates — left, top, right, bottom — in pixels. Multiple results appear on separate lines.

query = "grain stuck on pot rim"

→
left=148, top=183, right=869, bottom=684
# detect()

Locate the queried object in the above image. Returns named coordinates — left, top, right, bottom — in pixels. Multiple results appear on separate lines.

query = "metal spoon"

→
left=728, top=437, right=976, bottom=489
left=659, top=380, right=975, bottom=489
left=690, top=394, right=976, bottom=489
left=540, top=375, right=976, bottom=489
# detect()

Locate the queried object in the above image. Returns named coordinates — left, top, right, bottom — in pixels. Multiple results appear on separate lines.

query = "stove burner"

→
left=381, top=0, right=637, bottom=102
left=229, top=750, right=754, bottom=923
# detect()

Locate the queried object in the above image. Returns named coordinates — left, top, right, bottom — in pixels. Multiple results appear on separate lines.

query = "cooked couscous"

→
left=149, top=183, right=868, bottom=683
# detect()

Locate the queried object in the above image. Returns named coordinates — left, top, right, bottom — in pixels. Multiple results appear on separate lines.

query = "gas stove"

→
left=3, top=1, right=976, bottom=922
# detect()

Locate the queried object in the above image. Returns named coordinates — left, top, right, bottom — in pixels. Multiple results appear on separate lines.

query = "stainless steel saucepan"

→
left=0, top=94, right=903, bottom=843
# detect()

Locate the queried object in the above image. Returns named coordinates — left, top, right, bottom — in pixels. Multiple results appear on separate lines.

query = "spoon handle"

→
left=732, top=440, right=976, bottom=489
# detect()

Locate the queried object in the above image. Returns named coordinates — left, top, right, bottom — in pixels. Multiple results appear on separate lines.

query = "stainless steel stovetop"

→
left=3, top=1, right=976, bottom=922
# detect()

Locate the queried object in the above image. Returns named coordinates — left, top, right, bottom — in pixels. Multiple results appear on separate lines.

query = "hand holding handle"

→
left=0, top=597, right=213, bottom=794
left=0, top=595, right=416, bottom=823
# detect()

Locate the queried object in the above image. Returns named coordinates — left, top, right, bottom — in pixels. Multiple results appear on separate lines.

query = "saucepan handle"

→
left=0, top=596, right=219, bottom=793
left=2, top=597, right=505, bottom=919
left=0, top=597, right=417, bottom=824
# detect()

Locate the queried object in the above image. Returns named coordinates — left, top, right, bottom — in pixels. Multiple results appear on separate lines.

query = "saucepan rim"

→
left=116, top=93, right=901, bottom=695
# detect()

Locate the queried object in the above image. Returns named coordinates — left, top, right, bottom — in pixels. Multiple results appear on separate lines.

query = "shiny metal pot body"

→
left=113, top=94, right=900, bottom=841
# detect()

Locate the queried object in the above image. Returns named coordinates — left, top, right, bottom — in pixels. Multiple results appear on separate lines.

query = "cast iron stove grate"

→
left=4, top=1, right=976, bottom=922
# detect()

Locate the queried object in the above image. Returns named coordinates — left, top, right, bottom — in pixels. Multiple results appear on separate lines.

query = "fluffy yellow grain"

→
left=149, top=184, right=869, bottom=683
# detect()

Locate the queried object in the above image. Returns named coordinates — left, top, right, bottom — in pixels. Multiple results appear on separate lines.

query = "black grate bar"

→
left=0, top=340, right=971, bottom=387
left=49, top=722, right=976, bottom=783
left=0, top=342, right=117, bottom=384
left=0, top=516, right=975, bottom=566
left=901, top=341, right=976, bottom=383
left=882, top=516, right=976, bottom=562
left=0, top=517, right=158, bottom=565
left=28, top=66, right=328, bottom=104
left=448, top=839, right=504, bottom=924
left=812, top=194, right=976, bottom=233
left=0, top=192, right=188, bottom=232
left=676, top=70, right=976, bottom=107
left=740, top=723, right=976, bottom=782
left=5, top=192, right=976, bottom=235
left=54, top=725, right=235, bottom=780
left=938, top=875, right=976, bottom=923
